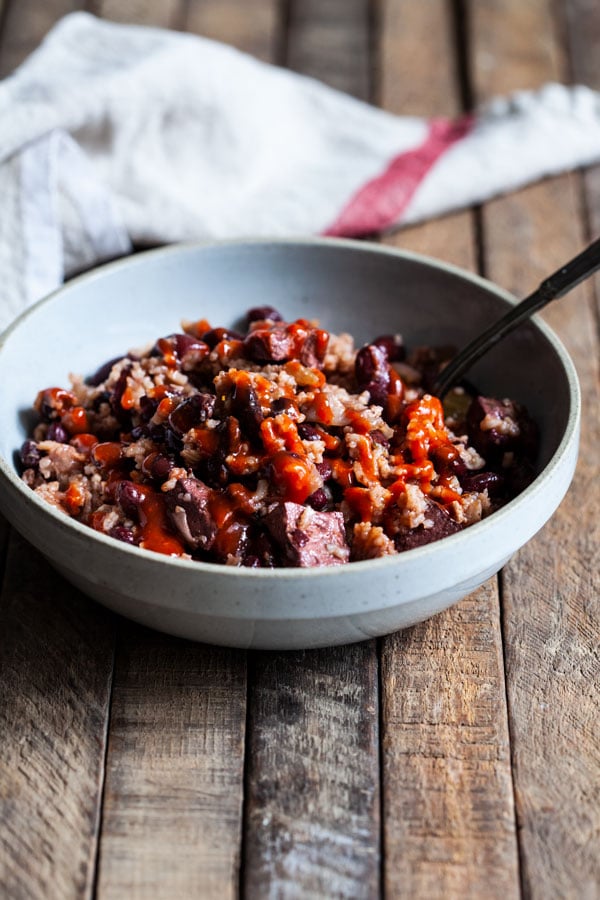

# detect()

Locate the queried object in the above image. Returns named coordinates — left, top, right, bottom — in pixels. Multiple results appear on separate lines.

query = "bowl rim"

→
left=0, top=236, right=581, bottom=580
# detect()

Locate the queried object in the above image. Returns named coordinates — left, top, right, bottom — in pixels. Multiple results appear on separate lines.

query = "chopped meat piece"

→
left=392, top=499, right=462, bottom=552
left=243, top=326, right=292, bottom=363
left=243, top=320, right=327, bottom=367
left=164, top=476, right=216, bottom=551
left=264, top=501, right=349, bottom=567
left=37, top=440, right=86, bottom=487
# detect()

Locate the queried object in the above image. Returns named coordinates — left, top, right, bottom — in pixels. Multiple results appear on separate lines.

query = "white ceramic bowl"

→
left=0, top=239, right=580, bottom=649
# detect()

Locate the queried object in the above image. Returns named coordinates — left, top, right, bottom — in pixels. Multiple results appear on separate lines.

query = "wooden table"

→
left=1, top=1, right=599, bottom=898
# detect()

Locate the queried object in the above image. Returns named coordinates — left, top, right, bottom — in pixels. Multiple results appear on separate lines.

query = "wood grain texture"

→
left=377, top=2, right=520, bottom=896
left=0, top=0, right=84, bottom=76
left=564, top=0, right=600, bottom=255
left=184, top=0, right=280, bottom=62
left=95, top=631, right=247, bottom=900
left=381, top=587, right=519, bottom=897
left=286, top=0, right=371, bottom=97
left=92, top=0, right=186, bottom=29
left=0, top=7, right=116, bottom=900
left=378, top=0, right=476, bottom=271
left=243, top=647, right=380, bottom=898
left=90, top=5, right=257, bottom=899
left=241, top=6, right=380, bottom=898
left=0, top=532, right=115, bottom=900
left=468, top=0, right=600, bottom=896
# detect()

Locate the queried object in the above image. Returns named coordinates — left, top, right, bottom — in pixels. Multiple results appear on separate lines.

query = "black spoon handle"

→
left=433, top=236, right=600, bottom=397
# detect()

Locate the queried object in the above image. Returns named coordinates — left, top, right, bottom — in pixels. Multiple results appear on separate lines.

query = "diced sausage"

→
left=264, top=501, right=349, bottom=567
left=392, top=499, right=462, bottom=552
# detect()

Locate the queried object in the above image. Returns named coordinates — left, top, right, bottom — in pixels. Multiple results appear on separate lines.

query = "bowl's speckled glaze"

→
left=0, top=239, right=580, bottom=648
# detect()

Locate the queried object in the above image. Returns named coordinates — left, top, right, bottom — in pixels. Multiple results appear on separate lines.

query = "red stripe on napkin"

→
left=324, top=115, right=474, bottom=237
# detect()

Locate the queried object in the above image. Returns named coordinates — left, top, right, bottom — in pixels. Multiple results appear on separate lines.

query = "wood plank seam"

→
left=497, top=568, right=527, bottom=899
left=238, top=652, right=256, bottom=900
left=376, top=636, right=386, bottom=899
left=89, top=649, right=117, bottom=900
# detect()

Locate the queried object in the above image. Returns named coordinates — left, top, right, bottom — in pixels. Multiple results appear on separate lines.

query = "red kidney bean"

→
left=109, top=366, right=132, bottom=423
left=365, top=380, right=388, bottom=407
left=46, top=422, right=69, bottom=443
left=110, top=524, right=137, bottom=545
left=115, top=481, right=144, bottom=521
left=20, top=440, right=41, bottom=470
left=460, top=470, right=505, bottom=497
left=141, top=453, right=173, bottom=481
left=271, top=397, right=297, bottom=416
left=201, top=327, right=243, bottom=349
left=139, top=395, right=159, bottom=423
left=230, top=381, right=263, bottom=442
left=298, top=423, right=320, bottom=441
left=306, top=487, right=332, bottom=511
left=87, top=356, right=123, bottom=387
left=173, top=333, right=209, bottom=359
left=373, top=334, right=405, bottom=362
left=355, top=345, right=391, bottom=406
left=168, top=393, right=215, bottom=436
left=247, top=305, right=283, bottom=324
left=370, top=429, right=390, bottom=448
left=316, top=459, right=333, bottom=480
left=36, top=387, right=76, bottom=422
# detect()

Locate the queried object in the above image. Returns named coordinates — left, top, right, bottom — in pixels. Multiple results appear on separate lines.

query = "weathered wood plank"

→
left=286, top=0, right=370, bottom=96
left=468, top=0, right=600, bottom=896
left=96, top=630, right=247, bottom=900
left=378, top=1, right=520, bottom=896
left=244, top=647, right=380, bottom=898
left=0, top=0, right=84, bottom=77
left=93, top=0, right=185, bottom=29
left=91, top=5, right=255, bottom=898
left=381, top=586, right=519, bottom=897
left=241, top=6, right=381, bottom=898
left=0, top=8, right=115, bottom=900
left=0, top=533, right=115, bottom=900
left=184, top=0, right=279, bottom=62
left=564, top=0, right=600, bottom=252
left=379, top=0, right=476, bottom=271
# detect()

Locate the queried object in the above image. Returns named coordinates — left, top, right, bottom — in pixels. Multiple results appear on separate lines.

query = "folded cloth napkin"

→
left=2, top=11, right=600, bottom=330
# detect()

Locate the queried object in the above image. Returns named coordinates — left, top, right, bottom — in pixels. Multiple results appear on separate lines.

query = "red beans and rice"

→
left=20, top=307, right=538, bottom=567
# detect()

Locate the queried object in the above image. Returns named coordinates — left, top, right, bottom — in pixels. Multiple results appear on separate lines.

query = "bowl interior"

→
left=0, top=240, right=573, bottom=481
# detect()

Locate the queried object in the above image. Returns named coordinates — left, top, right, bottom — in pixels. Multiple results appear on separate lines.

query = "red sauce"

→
left=344, top=486, right=374, bottom=522
left=270, top=450, right=316, bottom=503
left=136, top=484, right=185, bottom=556
left=62, top=406, right=90, bottom=435
left=120, top=385, right=136, bottom=411
left=35, top=387, right=77, bottom=417
left=351, top=434, right=379, bottom=485
left=404, top=394, right=448, bottom=461
left=156, top=337, right=177, bottom=368
left=311, top=390, right=334, bottom=425
left=331, top=458, right=354, bottom=489
left=284, top=360, right=325, bottom=389
left=207, top=492, right=250, bottom=559
left=64, top=481, right=85, bottom=515
left=183, top=317, right=212, bottom=339
left=92, top=442, right=122, bottom=470
left=260, top=415, right=305, bottom=456
left=70, top=433, right=98, bottom=455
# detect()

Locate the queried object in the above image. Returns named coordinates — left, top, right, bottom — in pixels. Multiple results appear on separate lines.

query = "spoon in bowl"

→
left=433, top=235, right=600, bottom=397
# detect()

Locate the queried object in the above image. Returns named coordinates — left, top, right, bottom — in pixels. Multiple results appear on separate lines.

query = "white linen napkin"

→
left=2, top=11, right=600, bottom=330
